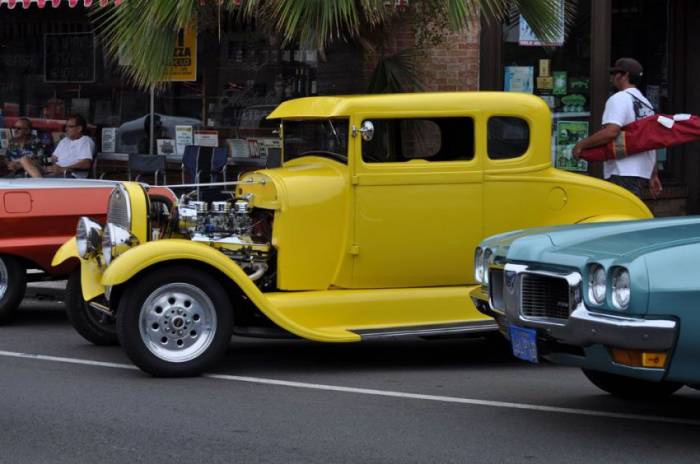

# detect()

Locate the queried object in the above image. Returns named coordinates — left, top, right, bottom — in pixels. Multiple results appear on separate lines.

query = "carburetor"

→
left=177, top=194, right=256, bottom=244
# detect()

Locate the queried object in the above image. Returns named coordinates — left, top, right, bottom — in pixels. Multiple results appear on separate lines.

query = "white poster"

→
left=226, top=138, right=250, bottom=158
left=194, top=130, right=219, bottom=148
left=519, top=0, right=565, bottom=47
left=175, top=125, right=193, bottom=157
left=101, top=127, right=116, bottom=153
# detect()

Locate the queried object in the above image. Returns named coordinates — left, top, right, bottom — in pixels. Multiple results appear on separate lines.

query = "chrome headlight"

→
left=76, top=216, right=102, bottom=259
left=102, top=223, right=136, bottom=266
left=587, top=264, right=606, bottom=305
left=483, top=248, right=495, bottom=285
left=611, top=267, right=631, bottom=310
left=474, top=247, right=484, bottom=283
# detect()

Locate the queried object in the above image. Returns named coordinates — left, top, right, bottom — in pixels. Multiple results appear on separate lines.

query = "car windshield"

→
left=283, top=118, right=349, bottom=164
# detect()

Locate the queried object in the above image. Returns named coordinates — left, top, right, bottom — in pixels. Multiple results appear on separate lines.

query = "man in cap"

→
left=573, top=57, right=661, bottom=198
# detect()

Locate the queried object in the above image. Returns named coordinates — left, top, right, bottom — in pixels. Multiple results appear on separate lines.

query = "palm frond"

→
left=367, top=49, right=424, bottom=94
left=237, top=0, right=390, bottom=49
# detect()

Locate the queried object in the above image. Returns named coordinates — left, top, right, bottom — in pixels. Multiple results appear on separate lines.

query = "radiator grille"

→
left=107, top=186, right=131, bottom=230
left=520, top=273, right=571, bottom=319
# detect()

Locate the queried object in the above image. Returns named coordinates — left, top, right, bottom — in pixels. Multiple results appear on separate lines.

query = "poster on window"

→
left=519, top=0, right=566, bottom=47
left=101, top=128, right=116, bottom=153
left=555, top=120, right=588, bottom=172
left=504, top=66, right=534, bottom=93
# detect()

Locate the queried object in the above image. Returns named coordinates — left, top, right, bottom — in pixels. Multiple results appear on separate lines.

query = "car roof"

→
left=267, top=92, right=550, bottom=119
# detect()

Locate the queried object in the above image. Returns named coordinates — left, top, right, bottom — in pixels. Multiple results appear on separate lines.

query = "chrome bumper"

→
left=471, top=263, right=677, bottom=352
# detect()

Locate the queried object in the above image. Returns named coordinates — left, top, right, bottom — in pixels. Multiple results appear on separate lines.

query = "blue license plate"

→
left=509, top=324, right=538, bottom=363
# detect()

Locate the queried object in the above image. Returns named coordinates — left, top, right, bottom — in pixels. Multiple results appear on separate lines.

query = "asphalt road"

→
left=1, top=296, right=700, bottom=464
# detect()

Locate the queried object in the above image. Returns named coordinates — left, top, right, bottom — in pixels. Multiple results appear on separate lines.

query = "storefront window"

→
left=0, top=7, right=364, bottom=170
left=502, top=2, right=591, bottom=173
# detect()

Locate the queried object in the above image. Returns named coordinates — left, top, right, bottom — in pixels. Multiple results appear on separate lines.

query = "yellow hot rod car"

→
left=54, top=92, right=652, bottom=376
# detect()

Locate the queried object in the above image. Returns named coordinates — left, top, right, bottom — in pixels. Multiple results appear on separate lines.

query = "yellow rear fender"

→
left=577, top=214, right=646, bottom=224
left=100, top=240, right=336, bottom=341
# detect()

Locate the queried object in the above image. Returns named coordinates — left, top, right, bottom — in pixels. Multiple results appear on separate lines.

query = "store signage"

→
left=163, top=24, right=197, bottom=82
left=519, top=0, right=565, bottom=47
left=44, top=32, right=96, bottom=83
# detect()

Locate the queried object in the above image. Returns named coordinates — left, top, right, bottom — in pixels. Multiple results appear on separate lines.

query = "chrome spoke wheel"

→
left=138, top=283, right=217, bottom=363
left=0, top=258, right=8, bottom=301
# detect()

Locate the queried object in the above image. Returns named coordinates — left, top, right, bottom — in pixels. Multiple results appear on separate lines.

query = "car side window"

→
left=487, top=116, right=530, bottom=160
left=362, top=117, right=474, bottom=163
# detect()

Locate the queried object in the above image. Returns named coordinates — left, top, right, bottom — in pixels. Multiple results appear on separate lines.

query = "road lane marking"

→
left=1, top=349, right=698, bottom=426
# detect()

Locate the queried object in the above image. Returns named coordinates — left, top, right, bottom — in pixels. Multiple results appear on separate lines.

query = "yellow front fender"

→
left=51, top=238, right=105, bottom=301
left=100, top=240, right=350, bottom=342
left=52, top=238, right=78, bottom=267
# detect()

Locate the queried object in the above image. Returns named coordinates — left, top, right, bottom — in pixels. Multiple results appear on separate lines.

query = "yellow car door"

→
left=351, top=113, right=483, bottom=288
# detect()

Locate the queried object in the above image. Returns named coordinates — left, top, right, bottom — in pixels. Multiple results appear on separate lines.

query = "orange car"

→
left=0, top=178, right=175, bottom=344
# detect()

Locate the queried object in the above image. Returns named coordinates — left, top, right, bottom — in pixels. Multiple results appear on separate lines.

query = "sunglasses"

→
left=12, top=126, right=28, bottom=130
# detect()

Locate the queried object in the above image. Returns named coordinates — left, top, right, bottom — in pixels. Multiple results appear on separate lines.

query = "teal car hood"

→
left=486, top=216, right=700, bottom=264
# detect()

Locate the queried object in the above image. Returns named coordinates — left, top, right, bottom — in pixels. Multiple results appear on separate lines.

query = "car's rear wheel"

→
left=65, top=270, right=118, bottom=346
left=0, top=255, right=26, bottom=324
left=582, top=369, right=682, bottom=399
left=117, top=266, right=233, bottom=377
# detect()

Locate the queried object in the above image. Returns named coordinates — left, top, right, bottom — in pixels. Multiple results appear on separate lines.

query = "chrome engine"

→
left=177, top=195, right=273, bottom=284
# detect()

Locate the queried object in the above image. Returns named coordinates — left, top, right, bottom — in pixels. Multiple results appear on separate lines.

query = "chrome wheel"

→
left=139, top=283, right=217, bottom=363
left=0, top=258, right=7, bottom=300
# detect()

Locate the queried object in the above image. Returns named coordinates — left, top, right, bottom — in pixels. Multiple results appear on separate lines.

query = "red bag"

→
left=579, top=114, right=700, bottom=161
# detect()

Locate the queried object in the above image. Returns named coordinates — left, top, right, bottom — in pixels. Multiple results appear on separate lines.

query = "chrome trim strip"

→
left=353, top=320, right=499, bottom=339
left=0, top=179, right=118, bottom=189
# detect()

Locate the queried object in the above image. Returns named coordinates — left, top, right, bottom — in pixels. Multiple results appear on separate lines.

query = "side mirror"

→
left=359, top=120, right=374, bottom=141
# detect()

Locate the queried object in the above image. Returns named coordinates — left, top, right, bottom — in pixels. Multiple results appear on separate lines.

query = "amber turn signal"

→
left=610, top=348, right=667, bottom=368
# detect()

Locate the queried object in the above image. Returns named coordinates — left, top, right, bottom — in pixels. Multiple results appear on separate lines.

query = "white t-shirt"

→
left=602, top=88, right=656, bottom=179
left=53, top=135, right=95, bottom=177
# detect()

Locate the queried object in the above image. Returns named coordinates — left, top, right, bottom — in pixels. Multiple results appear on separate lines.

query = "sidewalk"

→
left=25, top=280, right=66, bottom=301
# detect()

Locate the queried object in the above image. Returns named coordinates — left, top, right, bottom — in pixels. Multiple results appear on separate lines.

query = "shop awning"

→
left=0, top=0, right=122, bottom=8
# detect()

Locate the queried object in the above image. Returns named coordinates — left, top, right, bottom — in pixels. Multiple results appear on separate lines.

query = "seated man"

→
left=21, top=114, right=94, bottom=178
left=4, top=117, right=41, bottom=177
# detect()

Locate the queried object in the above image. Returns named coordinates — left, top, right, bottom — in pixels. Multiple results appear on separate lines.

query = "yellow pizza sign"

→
left=164, top=24, right=197, bottom=82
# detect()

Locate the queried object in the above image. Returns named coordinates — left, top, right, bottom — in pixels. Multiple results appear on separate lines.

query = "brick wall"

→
left=363, top=16, right=481, bottom=92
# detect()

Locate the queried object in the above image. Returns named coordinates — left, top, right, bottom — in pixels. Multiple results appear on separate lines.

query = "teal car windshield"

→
left=283, top=118, right=349, bottom=164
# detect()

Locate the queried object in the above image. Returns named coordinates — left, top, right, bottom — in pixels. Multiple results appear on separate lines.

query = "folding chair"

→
left=128, top=153, right=167, bottom=185
left=265, top=147, right=282, bottom=168
left=181, top=145, right=229, bottom=200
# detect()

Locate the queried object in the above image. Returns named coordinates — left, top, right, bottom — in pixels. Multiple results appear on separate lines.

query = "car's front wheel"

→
left=117, top=266, right=233, bottom=377
left=0, top=255, right=26, bottom=324
left=582, top=369, right=682, bottom=399
left=65, top=270, right=118, bottom=346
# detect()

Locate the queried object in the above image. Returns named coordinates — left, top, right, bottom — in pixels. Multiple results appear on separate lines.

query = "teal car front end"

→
left=471, top=217, right=700, bottom=398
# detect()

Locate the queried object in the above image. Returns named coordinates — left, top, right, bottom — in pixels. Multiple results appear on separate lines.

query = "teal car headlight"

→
left=588, top=264, right=606, bottom=305
left=611, top=267, right=631, bottom=310
left=474, top=247, right=484, bottom=284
